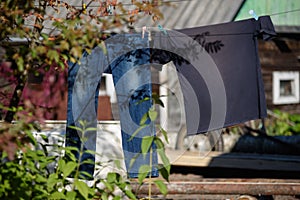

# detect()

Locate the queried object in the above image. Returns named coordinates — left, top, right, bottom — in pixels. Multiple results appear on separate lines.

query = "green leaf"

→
left=79, top=171, right=93, bottom=180
left=68, top=125, right=83, bottom=132
left=26, top=131, right=38, bottom=146
left=158, top=165, right=170, bottom=182
left=31, top=48, right=37, bottom=58
left=113, top=196, right=121, bottom=200
left=292, top=123, right=300, bottom=133
left=70, top=46, right=83, bottom=58
left=158, top=149, right=170, bottom=170
left=40, top=134, right=49, bottom=143
left=66, top=191, right=77, bottom=200
left=141, top=136, right=154, bottom=156
left=107, top=172, right=116, bottom=184
left=128, top=124, right=147, bottom=141
left=70, top=56, right=77, bottom=64
left=139, top=113, right=148, bottom=125
left=60, top=40, right=70, bottom=51
left=35, top=174, right=47, bottom=183
left=47, top=173, right=59, bottom=190
left=156, top=145, right=170, bottom=182
left=62, top=162, right=77, bottom=177
left=129, top=155, right=137, bottom=169
left=154, top=180, right=168, bottom=196
left=135, top=97, right=150, bottom=105
left=36, top=46, right=47, bottom=54
left=114, top=159, right=122, bottom=169
left=290, top=114, right=300, bottom=123
left=79, top=120, right=87, bottom=128
left=148, top=108, right=157, bottom=122
left=154, top=137, right=164, bottom=149
left=58, top=159, right=66, bottom=171
left=138, top=165, right=151, bottom=184
left=58, top=60, right=66, bottom=69
left=123, top=189, right=137, bottom=200
left=152, top=93, right=164, bottom=107
left=48, top=191, right=66, bottom=199
left=16, top=57, right=24, bottom=71
left=85, top=127, right=97, bottom=132
left=101, top=193, right=109, bottom=200
left=156, top=98, right=165, bottom=107
left=158, top=125, right=169, bottom=144
left=102, top=180, right=114, bottom=192
left=41, top=33, right=49, bottom=40
left=47, top=50, right=59, bottom=63
left=74, top=180, right=89, bottom=200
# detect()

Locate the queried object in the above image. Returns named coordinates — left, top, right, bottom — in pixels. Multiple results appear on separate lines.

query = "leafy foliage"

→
left=0, top=0, right=163, bottom=122
left=0, top=1, right=170, bottom=199
left=0, top=123, right=137, bottom=200
left=130, top=99, right=171, bottom=198
left=266, top=109, right=300, bottom=136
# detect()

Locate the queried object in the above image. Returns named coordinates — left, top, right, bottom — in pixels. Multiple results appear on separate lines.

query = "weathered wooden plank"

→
left=133, top=180, right=300, bottom=196
left=164, top=149, right=300, bottom=171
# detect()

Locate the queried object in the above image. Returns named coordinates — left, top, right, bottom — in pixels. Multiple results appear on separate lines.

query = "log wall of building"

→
left=258, top=35, right=300, bottom=114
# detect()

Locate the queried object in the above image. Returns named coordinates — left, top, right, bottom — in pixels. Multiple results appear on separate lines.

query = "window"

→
left=273, top=71, right=299, bottom=105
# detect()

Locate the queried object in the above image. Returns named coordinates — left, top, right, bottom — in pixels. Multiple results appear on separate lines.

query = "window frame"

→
left=272, top=71, right=300, bottom=105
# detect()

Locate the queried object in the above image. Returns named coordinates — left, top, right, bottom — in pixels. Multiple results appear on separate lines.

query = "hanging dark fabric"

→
left=151, top=16, right=276, bottom=135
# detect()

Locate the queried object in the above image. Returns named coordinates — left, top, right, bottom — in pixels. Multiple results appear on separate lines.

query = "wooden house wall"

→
left=258, top=36, right=300, bottom=114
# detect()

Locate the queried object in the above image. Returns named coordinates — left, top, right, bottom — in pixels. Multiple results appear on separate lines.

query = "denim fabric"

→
left=66, top=33, right=158, bottom=179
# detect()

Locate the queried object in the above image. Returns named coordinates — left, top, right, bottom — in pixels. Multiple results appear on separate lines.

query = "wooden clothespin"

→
left=142, top=26, right=152, bottom=41
left=142, top=26, right=147, bottom=38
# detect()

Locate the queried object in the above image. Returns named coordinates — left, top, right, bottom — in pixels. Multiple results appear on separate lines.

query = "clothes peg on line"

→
left=141, top=26, right=152, bottom=41
left=148, top=30, right=152, bottom=41
left=158, top=24, right=167, bottom=35
left=249, top=10, right=259, bottom=20
left=142, top=26, right=147, bottom=38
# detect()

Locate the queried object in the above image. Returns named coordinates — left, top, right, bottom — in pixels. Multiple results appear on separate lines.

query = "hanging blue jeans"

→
left=66, top=15, right=275, bottom=179
left=66, top=33, right=158, bottom=179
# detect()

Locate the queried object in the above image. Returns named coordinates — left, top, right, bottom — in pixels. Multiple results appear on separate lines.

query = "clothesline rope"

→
left=11, top=7, right=300, bottom=36
left=269, top=8, right=300, bottom=16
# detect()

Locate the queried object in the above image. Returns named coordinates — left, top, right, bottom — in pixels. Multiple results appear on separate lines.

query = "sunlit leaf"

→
left=148, top=108, right=157, bottom=122
left=140, top=113, right=148, bottom=125
left=68, top=125, right=82, bottom=132
left=47, top=50, right=59, bottom=63
left=74, top=180, right=89, bottom=200
left=128, top=124, right=147, bottom=141
left=141, top=136, right=154, bottom=156
left=138, top=165, right=151, bottom=184
left=107, top=172, right=117, bottom=184
left=49, top=191, right=67, bottom=199
left=66, top=191, right=77, bottom=200
left=62, top=162, right=77, bottom=177
left=158, top=125, right=169, bottom=144
left=16, top=57, right=24, bottom=71
left=60, top=40, right=70, bottom=50
left=58, top=159, right=66, bottom=171
left=47, top=173, right=59, bottom=189
left=154, top=180, right=168, bottom=195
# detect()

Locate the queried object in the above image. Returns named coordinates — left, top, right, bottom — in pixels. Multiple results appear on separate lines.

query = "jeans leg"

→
left=109, top=47, right=158, bottom=178
left=66, top=47, right=106, bottom=179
